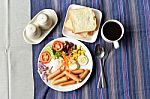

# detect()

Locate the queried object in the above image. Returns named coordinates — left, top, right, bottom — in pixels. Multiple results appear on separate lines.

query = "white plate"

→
left=62, top=4, right=102, bottom=43
left=38, top=37, right=93, bottom=92
left=23, top=9, right=58, bottom=44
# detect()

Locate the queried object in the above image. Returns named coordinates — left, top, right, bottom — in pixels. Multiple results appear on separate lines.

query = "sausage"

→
left=52, top=72, right=65, bottom=81
left=47, top=69, right=62, bottom=80
left=71, top=69, right=85, bottom=74
left=80, top=69, right=90, bottom=80
left=52, top=76, right=68, bottom=85
left=64, top=71, right=81, bottom=82
left=59, top=80, right=76, bottom=86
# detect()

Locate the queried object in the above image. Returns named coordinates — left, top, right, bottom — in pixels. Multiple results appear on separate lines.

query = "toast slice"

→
left=64, top=18, right=73, bottom=31
left=64, top=17, right=91, bottom=37
left=69, top=8, right=97, bottom=33
left=76, top=32, right=89, bottom=38
left=76, top=31, right=94, bottom=38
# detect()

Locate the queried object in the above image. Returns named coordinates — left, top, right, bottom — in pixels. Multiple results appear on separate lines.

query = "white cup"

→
left=36, top=13, right=52, bottom=30
left=25, top=24, right=41, bottom=39
left=101, top=20, right=124, bottom=49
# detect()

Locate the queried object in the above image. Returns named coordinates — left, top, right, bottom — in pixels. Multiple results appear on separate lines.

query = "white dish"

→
left=62, top=4, right=102, bottom=43
left=38, top=37, right=93, bottom=92
left=23, top=9, right=58, bottom=44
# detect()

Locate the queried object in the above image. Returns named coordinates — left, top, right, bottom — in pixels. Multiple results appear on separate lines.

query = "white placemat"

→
left=0, top=0, right=33, bottom=99
left=0, top=0, right=8, bottom=99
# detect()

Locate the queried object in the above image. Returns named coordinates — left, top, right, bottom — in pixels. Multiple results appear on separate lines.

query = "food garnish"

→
left=71, top=45, right=85, bottom=60
left=77, top=55, right=88, bottom=66
left=44, top=45, right=55, bottom=59
left=40, top=51, right=51, bottom=64
left=49, top=57, right=63, bottom=73
left=52, top=41, right=64, bottom=52
left=63, top=41, right=75, bottom=55
left=69, top=60, right=79, bottom=70
left=45, top=45, right=62, bottom=59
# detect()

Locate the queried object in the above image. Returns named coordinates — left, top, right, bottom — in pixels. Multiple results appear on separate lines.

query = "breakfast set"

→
left=23, top=4, right=124, bottom=92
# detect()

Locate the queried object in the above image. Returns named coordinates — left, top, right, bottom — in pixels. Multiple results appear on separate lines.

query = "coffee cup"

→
left=101, top=20, right=124, bottom=49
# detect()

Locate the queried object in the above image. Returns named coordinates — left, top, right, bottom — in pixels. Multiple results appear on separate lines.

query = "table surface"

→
left=31, top=0, right=150, bottom=99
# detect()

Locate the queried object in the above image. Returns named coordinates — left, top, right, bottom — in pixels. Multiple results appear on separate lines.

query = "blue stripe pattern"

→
left=31, top=0, right=150, bottom=99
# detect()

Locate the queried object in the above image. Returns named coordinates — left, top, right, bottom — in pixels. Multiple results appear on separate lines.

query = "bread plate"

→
left=62, top=4, right=102, bottom=43
left=38, top=37, right=93, bottom=92
left=23, top=9, right=58, bottom=44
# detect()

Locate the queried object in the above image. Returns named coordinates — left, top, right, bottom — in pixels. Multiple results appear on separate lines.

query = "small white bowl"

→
left=23, top=9, right=58, bottom=44
left=62, top=4, right=102, bottom=43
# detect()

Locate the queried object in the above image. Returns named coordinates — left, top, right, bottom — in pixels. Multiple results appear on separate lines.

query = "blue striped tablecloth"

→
left=31, top=0, right=150, bottom=99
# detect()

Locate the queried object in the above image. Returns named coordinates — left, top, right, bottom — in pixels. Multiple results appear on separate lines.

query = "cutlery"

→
left=95, top=44, right=107, bottom=88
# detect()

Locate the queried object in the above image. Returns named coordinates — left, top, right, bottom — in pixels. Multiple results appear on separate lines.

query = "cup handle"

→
left=113, top=41, right=119, bottom=49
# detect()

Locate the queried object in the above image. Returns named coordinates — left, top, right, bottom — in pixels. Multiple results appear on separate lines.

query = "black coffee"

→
left=103, top=22, right=122, bottom=41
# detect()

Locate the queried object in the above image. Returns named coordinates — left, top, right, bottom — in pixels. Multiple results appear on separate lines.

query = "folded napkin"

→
left=31, top=0, right=150, bottom=99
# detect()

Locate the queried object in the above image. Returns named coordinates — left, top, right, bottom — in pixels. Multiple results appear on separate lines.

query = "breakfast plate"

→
left=62, top=4, right=102, bottom=43
left=23, top=9, right=58, bottom=44
left=38, top=37, right=93, bottom=92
